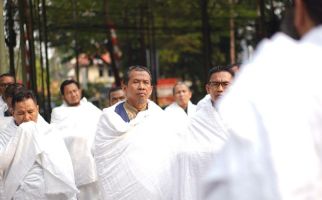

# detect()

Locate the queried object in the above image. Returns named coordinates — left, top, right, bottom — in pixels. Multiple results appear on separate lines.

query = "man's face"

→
left=206, top=71, right=233, bottom=102
left=0, top=76, right=15, bottom=95
left=109, top=89, right=126, bottom=106
left=174, top=84, right=192, bottom=109
left=124, top=70, right=152, bottom=109
left=12, top=98, right=39, bottom=125
left=63, top=83, right=81, bottom=106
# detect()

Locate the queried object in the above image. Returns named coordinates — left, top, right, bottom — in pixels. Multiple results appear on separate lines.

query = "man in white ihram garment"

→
left=165, top=82, right=196, bottom=131
left=0, top=73, right=15, bottom=118
left=177, top=66, right=233, bottom=199
left=204, top=0, right=322, bottom=199
left=0, top=89, right=78, bottom=200
left=50, top=79, right=102, bottom=200
left=94, top=65, right=183, bottom=200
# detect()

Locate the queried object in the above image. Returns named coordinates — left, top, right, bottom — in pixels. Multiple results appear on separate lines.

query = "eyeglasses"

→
left=208, top=81, right=230, bottom=89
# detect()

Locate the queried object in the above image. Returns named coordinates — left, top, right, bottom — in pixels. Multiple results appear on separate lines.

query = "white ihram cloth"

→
left=0, top=116, right=12, bottom=200
left=0, top=117, right=11, bottom=130
left=94, top=100, right=182, bottom=200
left=165, top=101, right=196, bottom=132
left=204, top=30, right=322, bottom=200
left=177, top=96, right=229, bottom=200
left=94, top=99, right=229, bottom=200
left=0, top=116, right=78, bottom=200
left=0, top=97, right=7, bottom=118
left=196, top=94, right=211, bottom=111
left=51, top=97, right=102, bottom=199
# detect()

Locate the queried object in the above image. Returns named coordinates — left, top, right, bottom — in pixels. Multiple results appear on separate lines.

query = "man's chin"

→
left=68, top=102, right=80, bottom=107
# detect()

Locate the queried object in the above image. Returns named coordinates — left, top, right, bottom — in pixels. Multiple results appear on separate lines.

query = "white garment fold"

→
left=165, top=101, right=196, bottom=132
left=94, top=100, right=180, bottom=200
left=94, top=99, right=230, bottom=200
left=0, top=97, right=7, bottom=118
left=51, top=98, right=102, bottom=187
left=1, top=116, right=78, bottom=200
left=205, top=31, right=322, bottom=200
left=177, top=97, right=229, bottom=200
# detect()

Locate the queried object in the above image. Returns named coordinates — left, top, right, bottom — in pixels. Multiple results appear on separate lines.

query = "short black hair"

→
left=207, top=66, right=234, bottom=83
left=123, top=65, right=152, bottom=85
left=304, top=0, right=322, bottom=25
left=12, top=89, right=37, bottom=109
left=4, top=83, right=25, bottom=100
left=108, top=86, right=123, bottom=100
left=60, top=79, right=80, bottom=95
left=0, top=73, right=15, bottom=81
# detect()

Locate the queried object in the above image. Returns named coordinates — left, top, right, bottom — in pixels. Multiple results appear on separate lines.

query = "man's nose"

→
left=138, top=82, right=145, bottom=89
left=217, top=84, right=224, bottom=91
left=23, top=114, right=33, bottom=122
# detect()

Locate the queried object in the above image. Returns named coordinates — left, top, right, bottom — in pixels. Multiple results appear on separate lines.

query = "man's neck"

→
left=178, top=102, right=188, bottom=110
left=124, top=101, right=148, bottom=121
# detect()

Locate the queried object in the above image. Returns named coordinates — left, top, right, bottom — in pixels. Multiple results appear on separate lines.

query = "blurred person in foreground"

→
left=0, top=89, right=77, bottom=200
left=50, top=79, right=102, bottom=200
left=165, top=82, right=196, bottom=132
left=204, top=0, right=322, bottom=199
left=108, top=86, right=125, bottom=106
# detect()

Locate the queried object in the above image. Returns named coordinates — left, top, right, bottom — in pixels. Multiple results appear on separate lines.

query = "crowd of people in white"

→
left=1, top=0, right=322, bottom=199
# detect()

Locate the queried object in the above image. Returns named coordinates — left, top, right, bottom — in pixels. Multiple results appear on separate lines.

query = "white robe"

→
left=0, top=97, right=7, bottom=118
left=0, top=116, right=78, bottom=200
left=94, top=100, right=182, bottom=200
left=165, top=101, right=196, bottom=132
left=51, top=97, right=102, bottom=199
left=196, top=94, right=211, bottom=111
left=94, top=99, right=229, bottom=200
left=177, top=97, right=229, bottom=200
left=204, top=29, right=322, bottom=200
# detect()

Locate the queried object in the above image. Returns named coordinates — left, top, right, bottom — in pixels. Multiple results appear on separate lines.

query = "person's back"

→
left=204, top=1, right=322, bottom=199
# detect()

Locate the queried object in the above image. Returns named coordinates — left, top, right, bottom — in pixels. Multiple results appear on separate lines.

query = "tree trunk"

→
left=229, top=0, right=236, bottom=64
left=200, top=0, right=212, bottom=81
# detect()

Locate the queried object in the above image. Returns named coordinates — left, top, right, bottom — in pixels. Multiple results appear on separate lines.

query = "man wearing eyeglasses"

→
left=196, top=66, right=234, bottom=111
left=0, top=73, right=15, bottom=117
left=206, top=67, right=233, bottom=105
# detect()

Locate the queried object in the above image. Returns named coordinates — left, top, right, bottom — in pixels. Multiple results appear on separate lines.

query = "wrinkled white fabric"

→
left=196, top=94, right=211, bottom=111
left=0, top=116, right=78, bottom=200
left=165, top=101, right=196, bottom=132
left=94, top=99, right=229, bottom=200
left=94, top=100, right=181, bottom=200
left=204, top=30, right=322, bottom=200
left=177, top=97, right=230, bottom=200
left=0, top=117, right=11, bottom=130
left=51, top=97, right=102, bottom=199
left=0, top=97, right=7, bottom=118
